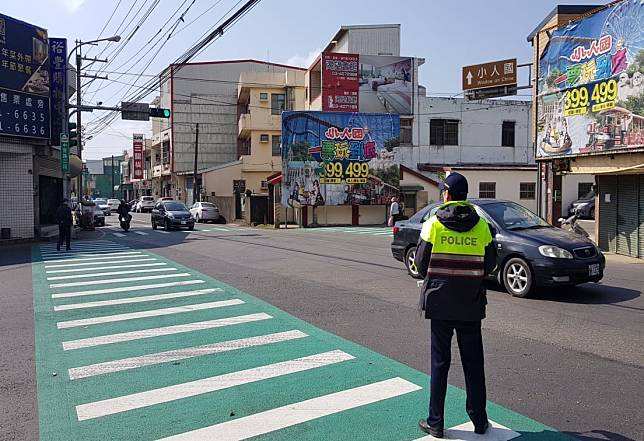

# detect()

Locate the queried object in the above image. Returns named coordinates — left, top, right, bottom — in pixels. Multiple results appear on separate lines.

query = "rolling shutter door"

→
left=616, top=175, right=638, bottom=258
left=598, top=175, right=617, bottom=253
left=639, top=175, right=644, bottom=259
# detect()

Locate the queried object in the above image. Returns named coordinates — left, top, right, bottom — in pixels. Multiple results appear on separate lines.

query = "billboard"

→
left=281, top=111, right=400, bottom=207
left=133, top=134, right=144, bottom=180
left=320, top=52, right=414, bottom=115
left=537, top=0, right=644, bottom=158
left=49, top=38, right=66, bottom=145
left=0, top=13, right=50, bottom=139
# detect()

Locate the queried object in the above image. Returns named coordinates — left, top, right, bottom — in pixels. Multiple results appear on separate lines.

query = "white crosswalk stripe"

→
left=52, top=280, right=206, bottom=299
left=412, top=420, right=519, bottom=441
left=46, top=262, right=166, bottom=274
left=44, top=257, right=157, bottom=269
left=62, top=312, right=273, bottom=350
left=47, top=267, right=176, bottom=280
left=40, top=248, right=131, bottom=257
left=49, top=272, right=192, bottom=288
left=43, top=252, right=143, bottom=263
left=40, top=241, right=123, bottom=250
left=134, top=231, right=148, bottom=236
left=155, top=230, right=170, bottom=234
left=112, top=232, right=126, bottom=237
left=57, top=299, right=245, bottom=329
left=156, top=377, right=421, bottom=441
left=53, top=288, right=223, bottom=311
left=76, top=350, right=354, bottom=421
left=68, top=330, right=308, bottom=380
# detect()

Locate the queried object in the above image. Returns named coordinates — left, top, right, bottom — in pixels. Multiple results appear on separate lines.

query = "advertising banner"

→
left=281, top=111, right=400, bottom=207
left=537, top=1, right=644, bottom=158
left=133, top=134, right=144, bottom=180
left=0, top=13, right=50, bottom=139
left=322, top=52, right=359, bottom=112
left=49, top=37, right=66, bottom=145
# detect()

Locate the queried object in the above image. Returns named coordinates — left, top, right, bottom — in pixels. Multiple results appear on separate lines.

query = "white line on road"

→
left=40, top=244, right=130, bottom=252
left=210, top=227, right=230, bottom=231
left=112, top=232, right=126, bottom=237
left=62, top=312, right=272, bottom=350
left=40, top=241, right=124, bottom=249
left=412, top=420, right=519, bottom=441
left=44, top=257, right=157, bottom=269
left=134, top=231, right=148, bottom=236
left=49, top=272, right=191, bottom=288
left=42, top=252, right=143, bottom=263
left=68, top=330, right=308, bottom=380
left=156, top=377, right=421, bottom=441
left=52, top=280, right=205, bottom=299
left=46, top=262, right=166, bottom=274
left=155, top=230, right=170, bottom=234
left=53, top=288, right=222, bottom=311
left=76, top=350, right=354, bottom=421
left=40, top=248, right=131, bottom=257
left=57, top=299, right=244, bottom=329
left=47, top=267, right=176, bottom=281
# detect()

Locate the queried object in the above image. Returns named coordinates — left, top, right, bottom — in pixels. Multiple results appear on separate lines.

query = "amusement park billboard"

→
left=281, top=111, right=400, bottom=207
left=536, top=0, right=644, bottom=159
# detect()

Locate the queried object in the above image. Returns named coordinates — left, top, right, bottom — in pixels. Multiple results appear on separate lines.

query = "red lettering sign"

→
left=133, top=134, right=144, bottom=180
left=322, top=52, right=359, bottom=112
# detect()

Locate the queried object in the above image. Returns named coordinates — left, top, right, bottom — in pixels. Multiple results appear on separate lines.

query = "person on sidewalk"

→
left=414, top=172, right=496, bottom=438
left=55, top=199, right=73, bottom=251
left=389, top=196, right=402, bottom=226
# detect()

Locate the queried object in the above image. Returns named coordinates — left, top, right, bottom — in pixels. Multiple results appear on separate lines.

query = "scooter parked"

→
left=558, top=209, right=589, bottom=238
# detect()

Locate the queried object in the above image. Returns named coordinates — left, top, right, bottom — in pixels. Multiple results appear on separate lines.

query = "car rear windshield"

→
left=482, top=201, right=550, bottom=231
left=142, top=197, right=154, bottom=201
left=94, top=199, right=106, bottom=204
left=163, top=202, right=188, bottom=211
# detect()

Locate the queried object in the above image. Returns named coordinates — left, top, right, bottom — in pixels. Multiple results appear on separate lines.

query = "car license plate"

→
left=181, top=221, right=186, bottom=225
left=588, top=263, right=600, bottom=276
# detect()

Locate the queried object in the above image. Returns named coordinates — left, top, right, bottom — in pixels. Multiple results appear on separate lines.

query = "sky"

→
left=3, top=0, right=604, bottom=159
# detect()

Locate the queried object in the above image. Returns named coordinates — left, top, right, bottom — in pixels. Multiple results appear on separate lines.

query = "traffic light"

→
left=68, top=121, right=78, bottom=148
left=149, top=107, right=171, bottom=118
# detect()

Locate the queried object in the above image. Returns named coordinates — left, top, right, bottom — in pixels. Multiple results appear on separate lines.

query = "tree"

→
left=370, top=165, right=400, bottom=187
left=288, top=141, right=314, bottom=162
left=384, top=138, right=401, bottom=152
left=622, top=93, right=644, bottom=116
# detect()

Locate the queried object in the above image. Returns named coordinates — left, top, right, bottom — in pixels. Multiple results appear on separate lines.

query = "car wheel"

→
left=502, top=257, right=533, bottom=298
left=152, top=220, right=157, bottom=230
left=164, top=219, right=171, bottom=231
left=405, top=246, right=422, bottom=279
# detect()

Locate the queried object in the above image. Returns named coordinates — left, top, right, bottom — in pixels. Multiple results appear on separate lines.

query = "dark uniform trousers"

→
left=429, top=319, right=487, bottom=429
left=58, top=224, right=71, bottom=250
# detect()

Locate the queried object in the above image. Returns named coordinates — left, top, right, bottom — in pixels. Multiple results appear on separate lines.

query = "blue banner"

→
left=0, top=13, right=50, bottom=140
left=49, top=38, right=67, bottom=145
left=281, top=111, right=400, bottom=206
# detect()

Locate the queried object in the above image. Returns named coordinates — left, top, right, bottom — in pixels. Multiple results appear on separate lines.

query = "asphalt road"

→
left=1, top=212, right=643, bottom=440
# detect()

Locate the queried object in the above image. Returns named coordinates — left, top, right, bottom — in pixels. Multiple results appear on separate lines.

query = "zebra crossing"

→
left=300, top=226, right=394, bottom=237
left=32, top=240, right=567, bottom=440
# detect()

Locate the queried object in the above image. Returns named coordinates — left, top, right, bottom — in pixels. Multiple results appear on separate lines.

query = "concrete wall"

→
left=205, top=195, right=235, bottom=224
left=359, top=205, right=388, bottom=225
left=201, top=162, right=243, bottom=197
left=342, top=25, right=401, bottom=56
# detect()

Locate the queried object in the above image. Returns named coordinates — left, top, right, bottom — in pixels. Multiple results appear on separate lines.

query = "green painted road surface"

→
left=32, top=240, right=569, bottom=440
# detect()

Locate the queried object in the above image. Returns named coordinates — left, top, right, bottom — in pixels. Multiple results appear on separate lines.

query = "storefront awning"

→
left=268, top=173, right=282, bottom=185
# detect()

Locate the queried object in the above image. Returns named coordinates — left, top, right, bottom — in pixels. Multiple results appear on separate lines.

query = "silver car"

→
left=190, top=202, right=226, bottom=224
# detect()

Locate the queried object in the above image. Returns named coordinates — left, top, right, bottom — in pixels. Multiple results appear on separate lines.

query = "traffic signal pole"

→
left=76, top=42, right=83, bottom=199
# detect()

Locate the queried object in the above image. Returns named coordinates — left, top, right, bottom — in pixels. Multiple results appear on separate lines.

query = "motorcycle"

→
left=119, top=213, right=132, bottom=232
left=558, top=209, right=589, bottom=238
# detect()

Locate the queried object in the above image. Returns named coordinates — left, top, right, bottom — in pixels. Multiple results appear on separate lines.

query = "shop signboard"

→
left=133, top=133, right=144, bottom=180
left=281, top=111, right=400, bottom=207
left=48, top=37, right=66, bottom=145
left=320, top=52, right=414, bottom=115
left=0, top=13, right=50, bottom=139
left=537, top=1, right=644, bottom=158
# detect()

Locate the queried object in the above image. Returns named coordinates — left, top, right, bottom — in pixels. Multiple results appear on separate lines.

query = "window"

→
left=479, top=182, right=496, bottom=199
left=502, top=121, right=515, bottom=147
left=260, top=134, right=269, bottom=143
left=578, top=182, right=594, bottom=199
left=260, top=180, right=268, bottom=190
left=519, top=182, right=536, bottom=200
left=271, top=135, right=281, bottom=156
left=271, top=93, right=286, bottom=115
left=429, top=119, right=459, bottom=145
left=259, top=92, right=268, bottom=101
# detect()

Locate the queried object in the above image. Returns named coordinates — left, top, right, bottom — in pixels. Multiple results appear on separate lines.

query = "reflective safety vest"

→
left=420, top=204, right=493, bottom=279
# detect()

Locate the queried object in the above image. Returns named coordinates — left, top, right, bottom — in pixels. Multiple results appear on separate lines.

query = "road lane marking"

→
left=134, top=231, right=148, bottom=236
left=57, top=299, right=245, bottom=329
left=211, top=227, right=230, bottom=231
left=62, top=312, right=272, bottom=350
left=40, top=242, right=125, bottom=250
left=155, top=230, right=170, bottom=234
left=40, top=245, right=131, bottom=253
left=76, top=350, right=354, bottom=421
left=53, top=288, right=222, bottom=311
left=52, top=280, right=206, bottom=299
left=42, top=252, right=143, bottom=263
left=112, top=233, right=126, bottom=237
left=412, top=420, right=519, bottom=441
left=40, top=248, right=131, bottom=257
left=46, top=267, right=176, bottom=281
left=157, top=377, right=421, bottom=441
left=46, top=262, right=167, bottom=274
left=44, top=257, right=157, bottom=269
left=49, top=272, right=191, bottom=288
left=68, top=330, right=308, bottom=380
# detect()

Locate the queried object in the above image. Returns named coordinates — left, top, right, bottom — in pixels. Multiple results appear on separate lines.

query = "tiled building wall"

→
left=0, top=152, right=34, bottom=239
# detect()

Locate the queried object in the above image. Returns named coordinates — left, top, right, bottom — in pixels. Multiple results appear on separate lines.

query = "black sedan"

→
left=151, top=201, right=195, bottom=231
left=391, top=199, right=605, bottom=297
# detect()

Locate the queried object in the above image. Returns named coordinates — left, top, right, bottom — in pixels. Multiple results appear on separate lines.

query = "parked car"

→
left=93, top=205, right=105, bottom=226
left=190, top=202, right=226, bottom=224
left=391, top=199, right=605, bottom=298
left=135, top=196, right=155, bottom=213
left=156, top=197, right=174, bottom=203
left=93, top=198, right=111, bottom=216
left=151, top=201, right=195, bottom=231
left=568, top=190, right=595, bottom=219
left=107, top=199, right=121, bottom=212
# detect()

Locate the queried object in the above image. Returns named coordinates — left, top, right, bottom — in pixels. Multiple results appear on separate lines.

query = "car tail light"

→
left=393, top=226, right=399, bottom=235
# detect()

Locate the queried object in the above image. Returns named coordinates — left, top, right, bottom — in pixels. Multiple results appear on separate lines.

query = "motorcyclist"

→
left=117, top=199, right=131, bottom=223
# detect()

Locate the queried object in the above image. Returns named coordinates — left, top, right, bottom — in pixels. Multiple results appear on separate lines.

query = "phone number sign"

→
left=0, top=89, right=50, bottom=138
left=563, top=78, right=617, bottom=117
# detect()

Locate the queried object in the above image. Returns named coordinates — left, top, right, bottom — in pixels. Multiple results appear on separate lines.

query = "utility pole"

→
left=111, top=155, right=115, bottom=198
left=76, top=40, right=83, bottom=199
left=192, top=123, right=199, bottom=204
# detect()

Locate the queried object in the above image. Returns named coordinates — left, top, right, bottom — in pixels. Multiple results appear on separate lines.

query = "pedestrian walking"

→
left=414, top=173, right=496, bottom=438
left=55, top=198, right=73, bottom=251
left=388, top=196, right=402, bottom=226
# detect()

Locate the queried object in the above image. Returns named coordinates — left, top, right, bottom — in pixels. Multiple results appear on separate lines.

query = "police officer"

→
left=415, top=173, right=496, bottom=438
left=55, top=198, right=73, bottom=252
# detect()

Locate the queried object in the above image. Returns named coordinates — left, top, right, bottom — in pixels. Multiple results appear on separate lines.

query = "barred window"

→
left=479, top=182, right=496, bottom=199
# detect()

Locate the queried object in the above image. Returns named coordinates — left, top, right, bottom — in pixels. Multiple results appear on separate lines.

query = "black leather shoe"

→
left=418, top=419, right=443, bottom=438
left=474, top=421, right=490, bottom=435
